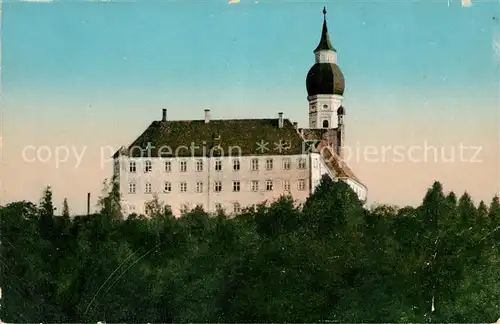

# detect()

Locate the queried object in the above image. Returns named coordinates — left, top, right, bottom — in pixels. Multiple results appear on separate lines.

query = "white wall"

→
left=346, top=179, right=368, bottom=202
left=114, top=152, right=367, bottom=217
left=308, top=153, right=367, bottom=201
left=310, top=153, right=332, bottom=193
left=308, top=94, right=343, bottom=129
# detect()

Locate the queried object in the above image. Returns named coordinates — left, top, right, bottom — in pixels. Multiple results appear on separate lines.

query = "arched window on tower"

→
left=322, top=120, right=329, bottom=128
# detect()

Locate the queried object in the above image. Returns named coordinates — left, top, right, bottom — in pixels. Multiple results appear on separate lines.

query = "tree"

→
left=39, top=186, right=55, bottom=239
left=144, top=194, right=165, bottom=218
left=62, top=198, right=70, bottom=218
left=489, top=196, right=500, bottom=227
left=458, top=192, right=476, bottom=226
left=2, top=180, right=500, bottom=322
left=255, top=196, right=301, bottom=237
left=302, top=174, right=363, bottom=235
left=97, top=176, right=122, bottom=220
left=445, top=191, right=457, bottom=207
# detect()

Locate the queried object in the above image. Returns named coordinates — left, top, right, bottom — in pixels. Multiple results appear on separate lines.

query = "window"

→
left=266, top=180, right=273, bottom=191
left=251, top=158, right=259, bottom=171
left=164, top=182, right=171, bottom=193
left=165, top=160, right=172, bottom=172
left=233, top=181, right=240, bottom=192
left=283, top=180, right=290, bottom=191
left=196, top=159, right=203, bottom=172
left=180, top=160, right=187, bottom=172
left=180, top=182, right=187, bottom=192
left=196, top=181, right=203, bottom=193
left=144, top=160, right=152, bottom=173
left=145, top=182, right=152, bottom=193
left=298, top=179, right=306, bottom=191
left=215, top=160, right=222, bottom=171
left=233, top=202, right=241, bottom=214
left=265, top=158, right=273, bottom=170
left=251, top=180, right=259, bottom=192
left=323, top=120, right=329, bottom=128
left=214, top=181, right=222, bottom=192
left=129, top=182, right=136, bottom=194
left=233, top=159, right=240, bottom=171
left=297, top=158, right=306, bottom=169
left=129, top=161, right=136, bottom=173
left=282, top=158, right=291, bottom=170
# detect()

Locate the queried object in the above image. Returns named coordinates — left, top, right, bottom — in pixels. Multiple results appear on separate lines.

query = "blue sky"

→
left=1, top=0, right=499, bottom=213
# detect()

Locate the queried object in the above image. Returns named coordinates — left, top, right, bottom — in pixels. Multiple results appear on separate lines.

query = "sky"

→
left=1, top=0, right=499, bottom=214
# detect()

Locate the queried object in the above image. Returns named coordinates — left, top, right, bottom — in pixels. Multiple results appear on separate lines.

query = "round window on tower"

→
left=323, top=104, right=328, bottom=110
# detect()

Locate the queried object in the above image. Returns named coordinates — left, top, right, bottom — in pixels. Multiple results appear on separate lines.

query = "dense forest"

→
left=1, top=175, right=499, bottom=322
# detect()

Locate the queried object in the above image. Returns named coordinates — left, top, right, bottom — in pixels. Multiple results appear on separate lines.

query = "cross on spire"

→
left=323, top=6, right=327, bottom=19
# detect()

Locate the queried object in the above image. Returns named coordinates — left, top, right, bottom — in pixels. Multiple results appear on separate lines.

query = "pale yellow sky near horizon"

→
left=1, top=100, right=498, bottom=215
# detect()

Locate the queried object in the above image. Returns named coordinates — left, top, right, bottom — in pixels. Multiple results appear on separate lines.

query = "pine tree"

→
left=478, top=201, right=488, bottom=217
left=417, top=182, right=445, bottom=319
left=445, top=191, right=458, bottom=220
left=488, top=196, right=500, bottom=241
left=62, top=198, right=70, bottom=218
left=458, top=192, right=476, bottom=226
left=488, top=196, right=500, bottom=226
left=445, top=191, right=457, bottom=207
left=39, top=186, right=55, bottom=239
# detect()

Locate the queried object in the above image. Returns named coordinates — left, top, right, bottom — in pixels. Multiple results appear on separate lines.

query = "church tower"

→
left=305, top=7, right=345, bottom=130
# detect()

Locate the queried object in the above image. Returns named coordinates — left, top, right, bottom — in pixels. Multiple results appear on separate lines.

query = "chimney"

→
left=204, top=109, right=211, bottom=123
left=278, top=112, right=284, bottom=128
left=293, top=122, right=298, bottom=130
left=162, top=108, right=167, bottom=121
left=87, top=192, right=90, bottom=215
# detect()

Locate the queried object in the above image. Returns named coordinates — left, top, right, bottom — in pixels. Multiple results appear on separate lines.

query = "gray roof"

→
left=113, top=118, right=306, bottom=158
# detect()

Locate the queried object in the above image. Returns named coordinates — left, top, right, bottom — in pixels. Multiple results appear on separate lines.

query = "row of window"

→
left=128, top=179, right=308, bottom=194
left=180, top=202, right=243, bottom=214
left=128, top=157, right=307, bottom=173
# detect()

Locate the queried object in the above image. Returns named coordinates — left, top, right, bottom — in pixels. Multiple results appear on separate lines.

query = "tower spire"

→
left=314, top=7, right=335, bottom=52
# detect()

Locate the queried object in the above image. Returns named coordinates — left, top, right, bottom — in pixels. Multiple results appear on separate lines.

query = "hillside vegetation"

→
left=1, top=175, right=499, bottom=322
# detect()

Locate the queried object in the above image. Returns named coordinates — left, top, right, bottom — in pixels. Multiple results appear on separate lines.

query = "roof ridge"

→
left=156, top=117, right=293, bottom=122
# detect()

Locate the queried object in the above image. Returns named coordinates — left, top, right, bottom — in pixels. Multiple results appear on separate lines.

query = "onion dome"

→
left=306, top=7, right=345, bottom=96
left=306, top=63, right=345, bottom=96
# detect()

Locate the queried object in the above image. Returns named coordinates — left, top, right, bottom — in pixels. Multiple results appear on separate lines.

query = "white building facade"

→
left=112, top=7, right=367, bottom=217
left=115, top=153, right=313, bottom=216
